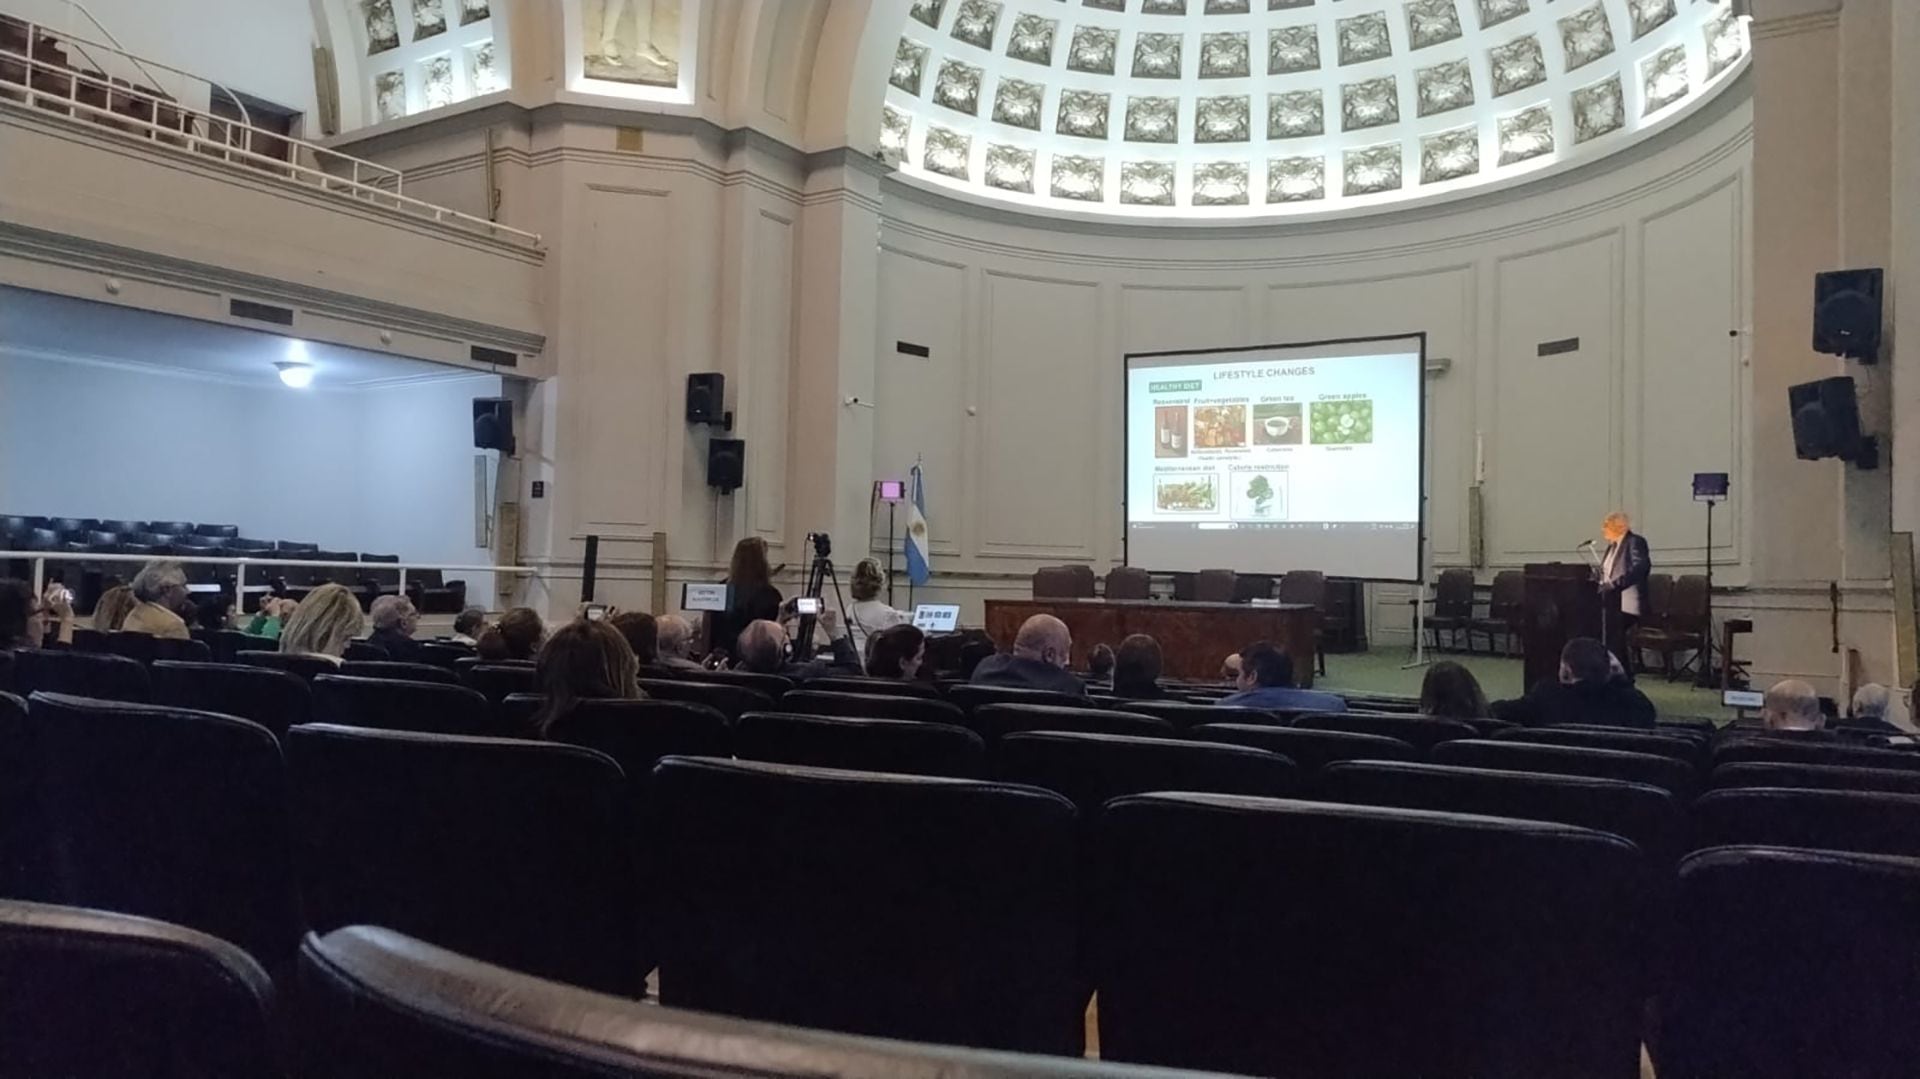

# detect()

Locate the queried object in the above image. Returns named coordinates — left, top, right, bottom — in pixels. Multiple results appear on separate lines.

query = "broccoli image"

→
left=1309, top=399, right=1374, bottom=445
left=1247, top=474, right=1275, bottom=516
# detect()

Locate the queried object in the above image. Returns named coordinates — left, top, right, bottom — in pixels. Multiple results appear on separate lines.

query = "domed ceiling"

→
left=877, top=0, right=1749, bottom=217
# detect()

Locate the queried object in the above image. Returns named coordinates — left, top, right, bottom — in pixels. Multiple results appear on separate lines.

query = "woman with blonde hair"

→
left=530, top=618, right=643, bottom=736
left=844, top=558, right=909, bottom=658
left=279, top=583, right=366, bottom=663
left=92, top=585, right=137, bottom=632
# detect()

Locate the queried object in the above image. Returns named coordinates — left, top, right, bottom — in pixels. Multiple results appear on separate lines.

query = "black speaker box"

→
left=707, top=438, right=745, bottom=492
left=1789, top=376, right=1865, bottom=462
left=472, top=397, right=514, bottom=454
left=1813, top=268, right=1883, bottom=361
left=687, top=373, right=726, bottom=424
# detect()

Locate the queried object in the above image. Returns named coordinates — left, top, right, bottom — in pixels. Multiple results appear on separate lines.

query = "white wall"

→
left=0, top=352, right=500, bottom=592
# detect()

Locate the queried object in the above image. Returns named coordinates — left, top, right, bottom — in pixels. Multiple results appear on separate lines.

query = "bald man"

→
left=970, top=613, right=1087, bottom=697
left=1762, top=679, right=1824, bottom=732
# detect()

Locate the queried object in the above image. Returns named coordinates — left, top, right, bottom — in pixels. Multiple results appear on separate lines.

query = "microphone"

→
left=1575, top=538, right=1596, bottom=550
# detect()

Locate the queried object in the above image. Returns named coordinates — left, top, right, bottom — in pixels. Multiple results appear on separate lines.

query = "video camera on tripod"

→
left=793, top=531, right=858, bottom=666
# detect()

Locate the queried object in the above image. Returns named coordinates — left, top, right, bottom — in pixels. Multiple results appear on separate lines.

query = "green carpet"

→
left=1318, top=648, right=1728, bottom=722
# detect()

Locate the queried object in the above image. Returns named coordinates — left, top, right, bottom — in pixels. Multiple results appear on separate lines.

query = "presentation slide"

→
left=1124, top=335, right=1424, bottom=582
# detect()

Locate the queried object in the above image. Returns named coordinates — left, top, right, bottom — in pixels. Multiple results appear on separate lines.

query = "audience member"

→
left=1, top=579, right=73, bottom=650
left=957, top=637, right=995, bottom=679
left=1217, top=642, right=1347, bottom=713
left=609, top=610, right=657, bottom=665
left=246, top=596, right=297, bottom=640
left=1087, top=643, right=1116, bottom=683
left=193, top=594, right=234, bottom=634
left=970, top=614, right=1086, bottom=697
left=278, top=583, right=365, bottom=664
left=367, top=595, right=422, bottom=661
left=654, top=614, right=703, bottom=670
left=735, top=615, right=859, bottom=680
left=92, top=584, right=136, bottom=633
left=1491, top=637, right=1656, bottom=729
left=845, top=559, right=909, bottom=656
left=1762, top=679, right=1824, bottom=732
left=1419, top=660, right=1490, bottom=720
left=529, top=618, right=644, bottom=736
left=121, top=560, right=191, bottom=640
left=1111, top=634, right=1166, bottom=700
left=1219, top=653, right=1242, bottom=683
left=866, top=623, right=926, bottom=680
left=476, top=607, right=544, bottom=662
left=708, top=537, right=782, bottom=662
left=450, top=606, right=487, bottom=646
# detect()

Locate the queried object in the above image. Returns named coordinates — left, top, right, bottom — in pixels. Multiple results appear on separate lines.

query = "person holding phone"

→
left=1, top=579, right=75, bottom=650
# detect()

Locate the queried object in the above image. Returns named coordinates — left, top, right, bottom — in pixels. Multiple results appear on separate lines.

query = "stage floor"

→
left=1319, top=649, right=1729, bottom=723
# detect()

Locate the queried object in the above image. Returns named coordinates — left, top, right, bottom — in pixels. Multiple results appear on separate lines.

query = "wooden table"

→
left=984, top=598, right=1321, bottom=686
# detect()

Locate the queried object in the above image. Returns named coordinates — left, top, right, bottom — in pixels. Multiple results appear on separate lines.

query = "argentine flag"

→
left=905, top=464, right=932, bottom=585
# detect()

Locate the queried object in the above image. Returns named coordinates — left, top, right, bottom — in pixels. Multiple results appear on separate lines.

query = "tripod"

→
left=793, top=532, right=863, bottom=671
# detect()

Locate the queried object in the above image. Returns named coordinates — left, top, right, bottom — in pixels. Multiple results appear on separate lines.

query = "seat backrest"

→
left=637, top=677, right=775, bottom=720
left=1190, top=723, right=1420, bottom=771
left=1031, top=566, right=1088, bottom=599
left=1293, top=712, right=1478, bottom=755
left=652, top=756, right=1082, bottom=1055
left=944, top=683, right=1087, bottom=714
left=1434, top=738, right=1699, bottom=799
left=1193, top=569, right=1236, bottom=603
left=1104, top=565, right=1151, bottom=600
left=101, top=632, right=212, bottom=665
left=9, top=648, right=150, bottom=702
left=0, top=900, right=278, bottom=1079
left=341, top=641, right=390, bottom=662
left=459, top=662, right=541, bottom=704
left=996, top=731, right=1296, bottom=816
left=735, top=711, right=985, bottom=778
left=802, top=676, right=940, bottom=699
left=296, top=924, right=1225, bottom=1079
left=1324, top=760, right=1683, bottom=870
left=1121, top=699, right=1277, bottom=732
left=0, top=692, right=30, bottom=895
left=1434, top=568, right=1475, bottom=616
left=780, top=688, right=967, bottom=726
left=151, top=660, right=311, bottom=739
left=1640, top=573, right=1675, bottom=625
left=1710, top=760, right=1920, bottom=795
left=18, top=692, right=299, bottom=967
left=1495, top=724, right=1703, bottom=765
left=339, top=660, right=460, bottom=685
left=675, top=667, right=795, bottom=698
left=1688, top=787, right=1920, bottom=859
left=1231, top=573, right=1274, bottom=603
left=313, top=674, right=500, bottom=737
left=237, top=649, right=343, bottom=681
left=1093, top=794, right=1645, bottom=1077
left=545, top=699, right=732, bottom=791
left=1487, top=569, right=1525, bottom=614
left=1669, top=574, right=1711, bottom=630
left=1713, top=736, right=1920, bottom=773
left=1275, top=569, right=1326, bottom=606
left=286, top=723, right=642, bottom=996
left=1661, top=847, right=1920, bottom=1079
left=414, top=641, right=474, bottom=670
left=973, top=703, right=1176, bottom=744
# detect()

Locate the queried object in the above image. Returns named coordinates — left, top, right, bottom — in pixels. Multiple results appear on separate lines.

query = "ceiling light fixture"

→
left=276, top=361, right=315, bottom=388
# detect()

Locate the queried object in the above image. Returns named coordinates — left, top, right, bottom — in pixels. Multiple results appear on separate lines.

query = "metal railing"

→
left=4, top=549, right=536, bottom=607
left=50, top=0, right=195, bottom=124
left=1, top=17, right=542, bottom=247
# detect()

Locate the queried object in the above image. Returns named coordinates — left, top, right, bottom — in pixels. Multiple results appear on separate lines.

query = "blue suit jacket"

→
left=1601, top=531, right=1652, bottom=613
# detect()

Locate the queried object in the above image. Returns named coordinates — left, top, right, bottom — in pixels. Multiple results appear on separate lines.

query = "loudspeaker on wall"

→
left=707, top=438, right=745, bottom=492
left=472, top=397, right=514, bottom=454
left=1813, top=269, right=1883, bottom=362
left=1788, top=376, right=1871, bottom=466
left=686, top=373, right=727, bottom=425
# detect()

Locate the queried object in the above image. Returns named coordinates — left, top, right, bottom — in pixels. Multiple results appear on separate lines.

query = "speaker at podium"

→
left=1521, top=563, right=1625, bottom=689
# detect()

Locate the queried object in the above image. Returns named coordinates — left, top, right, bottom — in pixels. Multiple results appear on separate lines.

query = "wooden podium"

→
left=1520, top=563, right=1613, bottom=689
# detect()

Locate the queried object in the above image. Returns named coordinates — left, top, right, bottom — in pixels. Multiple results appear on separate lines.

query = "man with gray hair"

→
left=367, top=594, right=422, bottom=661
left=654, top=614, right=703, bottom=670
left=1762, top=679, right=1824, bottom=732
left=121, top=559, right=191, bottom=640
left=969, top=613, right=1086, bottom=697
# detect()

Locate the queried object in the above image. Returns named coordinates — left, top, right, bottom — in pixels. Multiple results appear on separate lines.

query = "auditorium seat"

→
left=286, top=724, right=644, bottom=997
left=735, top=712, right=985, bottom=778
left=415, top=641, right=475, bottom=669
left=313, top=674, right=499, bottom=737
left=0, top=692, right=31, bottom=897
left=339, top=659, right=460, bottom=685
left=671, top=667, right=794, bottom=698
left=996, top=731, right=1297, bottom=817
left=1122, top=699, right=1278, bottom=731
left=1093, top=794, right=1646, bottom=1077
left=780, top=688, right=967, bottom=726
left=1032, top=565, right=1095, bottom=599
left=195, top=523, right=240, bottom=539
left=1656, top=847, right=1920, bottom=1079
left=403, top=567, right=469, bottom=614
left=341, top=641, right=390, bottom=662
left=945, top=683, right=1089, bottom=713
left=15, top=693, right=300, bottom=968
left=803, top=675, right=941, bottom=698
left=296, top=924, right=1205, bottom=1079
left=1495, top=724, right=1705, bottom=767
left=1189, top=723, right=1420, bottom=772
left=1435, top=738, right=1699, bottom=800
left=652, top=756, right=1082, bottom=1054
left=99, top=631, right=212, bottom=665
left=973, top=703, right=1175, bottom=744
left=1712, top=737, right=1920, bottom=773
left=544, top=699, right=732, bottom=801
left=151, top=660, right=311, bottom=739
left=1710, top=760, right=1920, bottom=795
left=0, top=900, right=279, bottom=1079
left=237, top=649, right=344, bottom=681
left=198, top=628, right=276, bottom=664
left=1293, top=711, right=1478, bottom=755
left=1324, top=760, right=1684, bottom=871
left=1192, top=568, right=1237, bottom=603
left=637, top=677, right=774, bottom=720
left=1688, top=788, right=1920, bottom=859
left=1104, top=565, right=1151, bottom=600
left=460, top=662, right=540, bottom=704
left=497, top=692, right=542, bottom=734
left=9, top=648, right=149, bottom=702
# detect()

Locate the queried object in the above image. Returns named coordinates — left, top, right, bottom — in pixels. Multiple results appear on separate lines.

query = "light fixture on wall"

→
left=276, top=362, right=315, bottom=388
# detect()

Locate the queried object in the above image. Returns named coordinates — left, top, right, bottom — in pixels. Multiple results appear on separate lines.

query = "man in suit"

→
left=970, top=614, right=1087, bottom=698
left=1598, top=512, right=1652, bottom=672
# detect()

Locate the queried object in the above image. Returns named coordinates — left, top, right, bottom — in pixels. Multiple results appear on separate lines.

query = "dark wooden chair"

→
left=1104, top=566, right=1151, bottom=600
left=1278, top=570, right=1328, bottom=675
left=1425, top=568, right=1475, bottom=652
left=1193, top=570, right=1237, bottom=604
left=1630, top=573, right=1708, bottom=680
left=1466, top=570, right=1524, bottom=656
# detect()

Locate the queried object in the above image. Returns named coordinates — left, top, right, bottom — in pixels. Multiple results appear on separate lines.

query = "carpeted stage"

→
left=1318, top=649, right=1728, bottom=722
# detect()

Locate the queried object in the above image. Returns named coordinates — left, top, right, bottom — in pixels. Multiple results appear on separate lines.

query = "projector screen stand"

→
left=1402, top=580, right=1432, bottom=670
